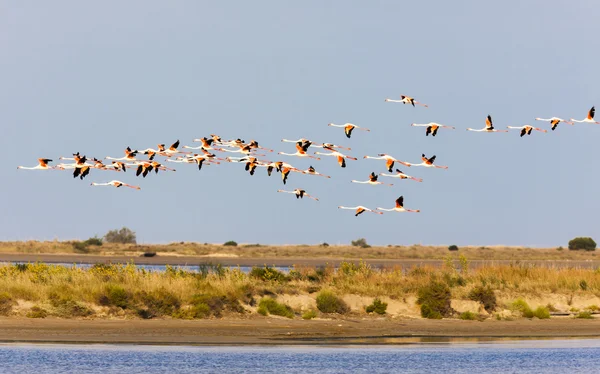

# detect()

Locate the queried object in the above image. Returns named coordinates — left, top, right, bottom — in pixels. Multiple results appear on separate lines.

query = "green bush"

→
left=223, top=241, right=238, bottom=247
left=257, top=298, right=294, bottom=318
left=459, top=311, right=477, bottom=320
left=316, top=290, right=349, bottom=314
left=26, top=306, right=48, bottom=318
left=448, top=245, right=459, bottom=251
left=104, top=227, right=137, bottom=244
left=468, top=286, right=497, bottom=312
left=580, top=280, right=588, bottom=291
left=249, top=266, right=288, bottom=282
left=417, top=281, right=453, bottom=319
left=365, top=298, right=388, bottom=315
left=320, top=242, right=330, bottom=247
left=510, top=298, right=533, bottom=317
left=351, top=238, right=370, bottom=248
left=98, top=285, right=131, bottom=309
left=48, top=292, right=94, bottom=317
left=0, top=292, right=15, bottom=316
left=136, top=288, right=181, bottom=319
left=302, top=309, right=318, bottom=320
left=576, top=311, right=594, bottom=319
left=532, top=306, right=550, bottom=319
left=72, top=241, right=90, bottom=254
left=568, top=237, right=596, bottom=251
left=84, top=236, right=103, bottom=246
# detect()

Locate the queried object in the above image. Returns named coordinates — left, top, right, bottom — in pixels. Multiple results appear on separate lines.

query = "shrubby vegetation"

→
left=223, top=241, right=238, bottom=247
left=104, top=227, right=137, bottom=244
left=351, top=238, right=370, bottom=248
left=569, top=237, right=596, bottom=251
left=448, top=245, right=459, bottom=251
left=0, top=261, right=599, bottom=321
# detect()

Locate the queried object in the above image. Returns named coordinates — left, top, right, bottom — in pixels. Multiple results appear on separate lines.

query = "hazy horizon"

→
left=2, top=2, right=598, bottom=247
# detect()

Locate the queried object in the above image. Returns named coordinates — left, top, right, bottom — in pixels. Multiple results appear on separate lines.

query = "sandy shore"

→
left=1, top=317, right=600, bottom=345
left=2, top=253, right=600, bottom=269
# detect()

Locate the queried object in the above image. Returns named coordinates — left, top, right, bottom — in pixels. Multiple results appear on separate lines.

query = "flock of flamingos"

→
left=17, top=96, right=599, bottom=217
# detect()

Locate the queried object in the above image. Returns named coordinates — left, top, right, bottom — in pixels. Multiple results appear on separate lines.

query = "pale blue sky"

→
left=2, top=1, right=598, bottom=247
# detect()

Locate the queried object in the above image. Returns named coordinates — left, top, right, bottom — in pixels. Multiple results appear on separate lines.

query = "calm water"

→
left=3, top=262, right=291, bottom=273
left=1, top=340, right=600, bottom=373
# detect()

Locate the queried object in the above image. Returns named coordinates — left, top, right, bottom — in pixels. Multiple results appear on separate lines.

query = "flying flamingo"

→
left=380, top=169, right=423, bottom=182
left=90, top=180, right=141, bottom=190
left=377, top=196, right=420, bottom=213
left=150, top=161, right=175, bottom=174
left=17, top=158, right=57, bottom=170
left=385, top=95, right=428, bottom=107
left=571, top=106, right=599, bottom=124
left=106, top=146, right=139, bottom=161
left=277, top=189, right=319, bottom=201
left=135, top=162, right=154, bottom=178
left=466, top=115, right=508, bottom=132
left=534, top=117, right=573, bottom=131
left=312, top=142, right=351, bottom=151
left=278, top=142, right=320, bottom=160
left=314, top=150, right=357, bottom=168
left=507, top=125, right=547, bottom=137
left=248, top=140, right=273, bottom=153
left=301, top=165, right=330, bottom=178
left=363, top=154, right=410, bottom=172
left=338, top=206, right=383, bottom=217
left=411, top=122, right=455, bottom=136
left=404, top=154, right=448, bottom=169
left=328, top=123, right=370, bottom=138
left=219, top=144, right=264, bottom=157
left=259, top=161, right=300, bottom=176
left=351, top=172, right=393, bottom=186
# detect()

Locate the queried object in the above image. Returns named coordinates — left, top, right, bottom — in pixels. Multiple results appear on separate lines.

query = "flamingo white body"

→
left=363, top=154, right=410, bottom=172
left=507, top=125, right=547, bottom=137
left=404, top=154, right=448, bottom=169
left=338, top=206, right=383, bottom=216
left=466, top=115, right=508, bottom=132
left=328, top=123, right=370, bottom=138
left=17, top=158, right=57, bottom=170
left=385, top=95, right=428, bottom=107
left=315, top=150, right=357, bottom=168
left=571, top=107, right=599, bottom=124
left=277, top=189, right=319, bottom=201
left=535, top=117, right=573, bottom=131
left=278, top=142, right=320, bottom=160
left=411, top=122, right=455, bottom=136
left=380, top=169, right=423, bottom=182
left=351, top=172, right=393, bottom=186
left=90, top=180, right=141, bottom=190
left=377, top=196, right=420, bottom=213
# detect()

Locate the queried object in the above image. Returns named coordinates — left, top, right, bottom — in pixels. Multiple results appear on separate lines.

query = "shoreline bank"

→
left=1, top=318, right=600, bottom=345
left=2, top=253, right=600, bottom=269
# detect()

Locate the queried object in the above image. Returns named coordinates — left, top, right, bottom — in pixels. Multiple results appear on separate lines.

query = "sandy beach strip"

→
left=1, top=318, right=600, bottom=345
left=2, top=253, right=600, bottom=269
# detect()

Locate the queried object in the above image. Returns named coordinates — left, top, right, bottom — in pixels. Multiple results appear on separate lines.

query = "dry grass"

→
left=0, top=241, right=598, bottom=260
left=1, top=260, right=600, bottom=320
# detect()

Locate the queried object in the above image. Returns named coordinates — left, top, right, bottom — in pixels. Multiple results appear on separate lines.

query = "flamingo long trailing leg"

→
left=380, top=169, right=423, bottom=182
left=314, top=150, right=357, bottom=168
left=90, top=180, right=141, bottom=190
left=248, top=140, right=273, bottom=153
left=377, top=196, right=420, bottom=213
left=507, top=125, right=547, bottom=137
left=278, top=142, right=320, bottom=160
left=17, top=158, right=58, bottom=170
left=328, top=123, right=370, bottom=138
left=571, top=106, right=599, bottom=124
left=534, top=117, right=573, bottom=131
left=277, top=188, right=319, bottom=201
left=385, top=95, right=428, bottom=107
left=411, top=122, right=455, bottom=136
left=351, top=172, right=393, bottom=186
left=363, top=154, right=410, bottom=172
left=404, top=154, right=448, bottom=169
left=466, top=115, right=508, bottom=132
left=338, top=206, right=383, bottom=216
